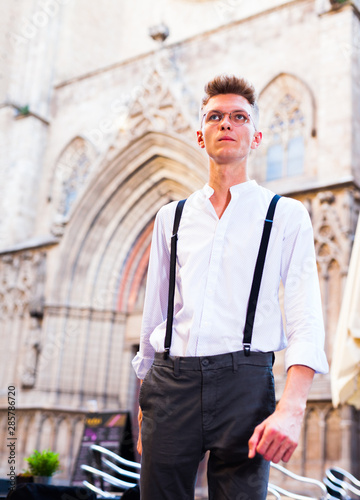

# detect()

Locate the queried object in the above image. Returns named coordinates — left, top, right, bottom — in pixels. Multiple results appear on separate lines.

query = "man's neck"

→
left=208, top=160, right=250, bottom=218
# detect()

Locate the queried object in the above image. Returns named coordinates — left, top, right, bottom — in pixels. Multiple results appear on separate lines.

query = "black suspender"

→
left=163, top=194, right=281, bottom=359
left=164, top=199, right=187, bottom=359
left=243, top=194, right=281, bottom=355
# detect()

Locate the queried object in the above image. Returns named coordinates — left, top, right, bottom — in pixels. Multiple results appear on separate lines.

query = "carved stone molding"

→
left=318, top=191, right=336, bottom=205
left=112, top=68, right=195, bottom=156
left=0, top=251, right=47, bottom=389
left=1, top=253, right=32, bottom=318
left=312, top=190, right=352, bottom=274
left=0, top=251, right=47, bottom=317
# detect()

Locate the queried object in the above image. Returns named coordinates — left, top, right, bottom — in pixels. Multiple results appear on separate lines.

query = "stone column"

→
left=340, top=404, right=353, bottom=472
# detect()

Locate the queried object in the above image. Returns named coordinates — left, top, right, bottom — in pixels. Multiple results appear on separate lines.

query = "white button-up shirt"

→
left=132, top=180, right=329, bottom=379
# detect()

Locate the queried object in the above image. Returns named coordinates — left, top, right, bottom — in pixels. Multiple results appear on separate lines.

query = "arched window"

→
left=256, top=74, right=316, bottom=185
left=266, top=94, right=305, bottom=180
left=50, top=137, right=97, bottom=219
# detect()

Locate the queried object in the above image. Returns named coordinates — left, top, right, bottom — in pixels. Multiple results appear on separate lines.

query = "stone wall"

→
left=0, top=0, right=360, bottom=485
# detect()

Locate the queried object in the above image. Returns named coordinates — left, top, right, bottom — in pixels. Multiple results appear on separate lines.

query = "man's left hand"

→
left=248, top=364, right=315, bottom=463
left=248, top=406, right=302, bottom=463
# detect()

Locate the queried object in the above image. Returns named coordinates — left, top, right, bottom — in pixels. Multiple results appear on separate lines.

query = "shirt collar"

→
left=202, top=179, right=258, bottom=199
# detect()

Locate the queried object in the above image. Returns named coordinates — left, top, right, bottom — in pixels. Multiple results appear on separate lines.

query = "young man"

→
left=132, top=75, right=328, bottom=500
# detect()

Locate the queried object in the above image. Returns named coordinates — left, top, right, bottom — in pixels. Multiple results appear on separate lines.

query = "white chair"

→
left=82, top=479, right=120, bottom=499
left=91, top=444, right=141, bottom=471
left=269, top=462, right=329, bottom=500
left=81, top=463, right=137, bottom=498
left=323, top=475, right=350, bottom=499
left=324, top=467, right=360, bottom=499
left=81, top=444, right=140, bottom=498
left=267, top=484, right=281, bottom=499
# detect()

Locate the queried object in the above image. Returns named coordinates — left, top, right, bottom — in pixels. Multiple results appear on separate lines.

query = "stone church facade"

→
left=1, top=0, right=360, bottom=488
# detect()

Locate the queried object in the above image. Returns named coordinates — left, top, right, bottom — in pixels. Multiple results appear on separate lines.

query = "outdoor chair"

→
left=81, top=445, right=140, bottom=499
left=269, top=462, right=329, bottom=499
left=323, top=476, right=351, bottom=499
left=267, top=484, right=281, bottom=499
left=90, top=444, right=141, bottom=472
left=324, top=467, right=360, bottom=499
left=82, top=480, right=120, bottom=499
left=81, top=464, right=137, bottom=498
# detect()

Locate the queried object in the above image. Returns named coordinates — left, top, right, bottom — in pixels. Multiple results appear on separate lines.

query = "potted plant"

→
left=24, top=449, right=60, bottom=484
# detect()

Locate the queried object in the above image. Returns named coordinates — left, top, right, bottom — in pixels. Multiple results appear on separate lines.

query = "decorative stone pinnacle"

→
left=149, top=23, right=170, bottom=43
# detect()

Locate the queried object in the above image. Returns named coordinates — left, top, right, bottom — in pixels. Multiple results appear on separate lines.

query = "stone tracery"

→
left=255, top=73, right=316, bottom=183
left=50, top=137, right=98, bottom=236
left=112, top=68, right=195, bottom=154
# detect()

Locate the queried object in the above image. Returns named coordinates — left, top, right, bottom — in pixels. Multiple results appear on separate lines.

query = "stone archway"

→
left=37, top=131, right=207, bottom=410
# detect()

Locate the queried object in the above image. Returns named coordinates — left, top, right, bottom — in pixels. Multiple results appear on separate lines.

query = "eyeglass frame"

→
left=201, top=109, right=257, bottom=131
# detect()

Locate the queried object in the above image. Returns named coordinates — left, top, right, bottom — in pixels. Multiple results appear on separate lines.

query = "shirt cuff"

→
left=285, top=342, right=329, bottom=374
left=132, top=352, right=154, bottom=379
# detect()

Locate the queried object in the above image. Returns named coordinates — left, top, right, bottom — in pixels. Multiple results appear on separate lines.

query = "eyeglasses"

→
left=201, top=109, right=257, bottom=130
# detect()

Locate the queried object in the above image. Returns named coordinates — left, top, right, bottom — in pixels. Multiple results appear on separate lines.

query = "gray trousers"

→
left=139, top=350, right=275, bottom=500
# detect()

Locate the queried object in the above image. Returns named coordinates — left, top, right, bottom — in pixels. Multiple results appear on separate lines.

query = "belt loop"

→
left=232, top=352, right=238, bottom=372
left=174, top=357, right=180, bottom=377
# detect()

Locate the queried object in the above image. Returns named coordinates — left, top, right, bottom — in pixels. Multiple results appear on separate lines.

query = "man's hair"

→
left=200, top=74, right=259, bottom=126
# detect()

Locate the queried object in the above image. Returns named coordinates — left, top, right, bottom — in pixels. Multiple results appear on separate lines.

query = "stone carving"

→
left=0, top=253, right=35, bottom=318
left=51, top=137, right=97, bottom=237
left=112, top=66, right=196, bottom=155
left=313, top=191, right=349, bottom=275
left=0, top=251, right=47, bottom=388
left=317, top=191, right=336, bottom=205
left=51, top=56, right=196, bottom=236
left=21, top=252, right=46, bottom=388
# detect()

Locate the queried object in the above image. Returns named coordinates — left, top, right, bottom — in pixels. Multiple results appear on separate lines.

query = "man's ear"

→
left=251, top=131, right=262, bottom=150
left=197, top=130, right=205, bottom=148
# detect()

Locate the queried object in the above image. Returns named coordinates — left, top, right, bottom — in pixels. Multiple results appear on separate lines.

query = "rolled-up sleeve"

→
left=281, top=202, right=329, bottom=374
left=132, top=206, right=171, bottom=379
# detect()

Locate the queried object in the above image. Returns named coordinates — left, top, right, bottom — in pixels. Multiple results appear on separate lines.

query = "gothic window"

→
left=59, top=139, right=95, bottom=216
left=51, top=137, right=97, bottom=221
left=266, top=94, right=305, bottom=181
left=50, top=137, right=99, bottom=236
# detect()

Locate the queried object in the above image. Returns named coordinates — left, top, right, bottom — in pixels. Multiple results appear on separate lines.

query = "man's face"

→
left=197, top=94, right=262, bottom=164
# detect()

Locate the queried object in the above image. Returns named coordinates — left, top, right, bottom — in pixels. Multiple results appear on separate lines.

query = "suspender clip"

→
left=243, top=344, right=251, bottom=357
left=163, top=348, right=170, bottom=360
